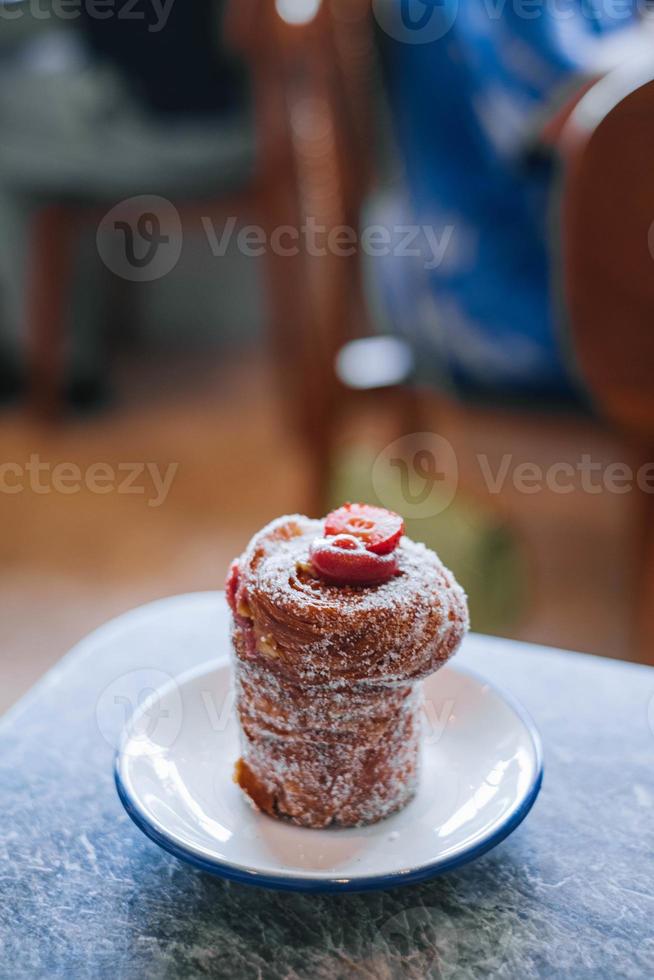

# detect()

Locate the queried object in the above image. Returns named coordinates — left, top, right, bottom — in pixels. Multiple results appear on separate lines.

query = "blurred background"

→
left=1, top=0, right=654, bottom=713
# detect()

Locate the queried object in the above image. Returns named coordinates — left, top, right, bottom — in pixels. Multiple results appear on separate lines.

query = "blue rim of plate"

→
left=114, top=664, right=544, bottom=893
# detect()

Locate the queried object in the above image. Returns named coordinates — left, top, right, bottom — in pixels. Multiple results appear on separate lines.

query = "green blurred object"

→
left=330, top=444, right=527, bottom=636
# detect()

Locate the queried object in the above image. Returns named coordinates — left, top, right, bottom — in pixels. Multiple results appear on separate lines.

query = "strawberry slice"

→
left=309, top=534, right=398, bottom=585
left=324, top=503, right=404, bottom=555
left=225, top=559, right=240, bottom=614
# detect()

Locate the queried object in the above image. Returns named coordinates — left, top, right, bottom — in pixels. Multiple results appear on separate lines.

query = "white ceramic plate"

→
left=115, top=655, right=542, bottom=892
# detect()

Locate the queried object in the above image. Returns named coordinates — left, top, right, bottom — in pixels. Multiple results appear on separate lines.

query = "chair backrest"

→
left=561, top=59, right=654, bottom=443
left=227, top=0, right=374, bottom=206
left=225, top=0, right=376, bottom=477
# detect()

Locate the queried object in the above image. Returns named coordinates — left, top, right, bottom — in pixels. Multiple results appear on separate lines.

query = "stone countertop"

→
left=1, top=593, right=652, bottom=979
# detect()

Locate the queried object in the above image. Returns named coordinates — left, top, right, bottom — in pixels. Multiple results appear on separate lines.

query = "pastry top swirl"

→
left=232, top=514, right=468, bottom=685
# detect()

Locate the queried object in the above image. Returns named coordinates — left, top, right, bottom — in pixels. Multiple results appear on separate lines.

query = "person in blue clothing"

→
left=373, top=0, right=649, bottom=401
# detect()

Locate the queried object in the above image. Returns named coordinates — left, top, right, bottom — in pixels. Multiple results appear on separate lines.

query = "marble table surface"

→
left=1, top=592, right=653, bottom=980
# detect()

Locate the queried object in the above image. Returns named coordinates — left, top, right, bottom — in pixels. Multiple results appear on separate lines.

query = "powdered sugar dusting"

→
left=228, top=513, right=469, bottom=828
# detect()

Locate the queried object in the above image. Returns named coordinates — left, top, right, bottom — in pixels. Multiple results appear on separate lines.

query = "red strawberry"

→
left=324, top=503, right=405, bottom=555
left=225, top=559, right=240, bottom=614
left=309, top=534, right=398, bottom=585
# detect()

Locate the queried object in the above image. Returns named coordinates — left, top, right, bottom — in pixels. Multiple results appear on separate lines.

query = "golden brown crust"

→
left=234, top=652, right=414, bottom=739
left=232, top=514, right=469, bottom=685
left=235, top=699, right=420, bottom=828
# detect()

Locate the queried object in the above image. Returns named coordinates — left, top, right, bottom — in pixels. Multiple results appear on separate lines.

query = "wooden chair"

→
left=560, top=57, right=654, bottom=662
left=229, top=0, right=375, bottom=504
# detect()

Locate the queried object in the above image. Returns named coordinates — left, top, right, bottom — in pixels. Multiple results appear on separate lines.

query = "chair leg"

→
left=258, top=159, right=344, bottom=516
left=26, top=204, right=77, bottom=418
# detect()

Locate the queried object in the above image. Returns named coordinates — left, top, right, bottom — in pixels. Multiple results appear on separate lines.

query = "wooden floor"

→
left=0, top=351, right=638, bottom=714
left=0, top=352, right=308, bottom=714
